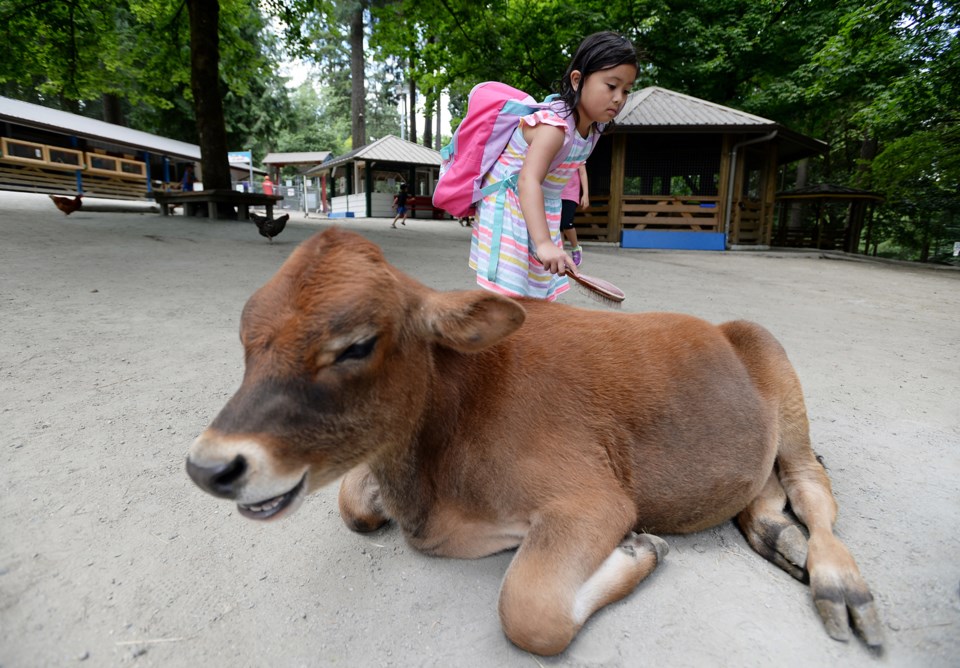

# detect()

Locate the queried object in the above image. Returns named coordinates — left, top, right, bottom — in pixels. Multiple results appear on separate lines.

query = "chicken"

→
left=49, top=194, right=83, bottom=215
left=250, top=212, right=289, bottom=243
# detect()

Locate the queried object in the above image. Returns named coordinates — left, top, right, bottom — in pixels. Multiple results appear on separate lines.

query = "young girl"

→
left=468, top=31, right=638, bottom=300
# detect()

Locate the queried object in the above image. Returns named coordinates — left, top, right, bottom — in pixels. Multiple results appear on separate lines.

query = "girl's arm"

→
left=518, top=123, right=576, bottom=275
left=579, top=164, right=590, bottom=209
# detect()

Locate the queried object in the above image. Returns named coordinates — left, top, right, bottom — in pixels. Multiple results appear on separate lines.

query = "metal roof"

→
left=617, top=87, right=775, bottom=127
left=263, top=151, right=331, bottom=166
left=0, top=96, right=201, bottom=161
left=230, top=162, right=267, bottom=176
left=309, top=135, right=441, bottom=174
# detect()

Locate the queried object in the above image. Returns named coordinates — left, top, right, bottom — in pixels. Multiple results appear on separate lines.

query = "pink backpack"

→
left=433, top=82, right=578, bottom=218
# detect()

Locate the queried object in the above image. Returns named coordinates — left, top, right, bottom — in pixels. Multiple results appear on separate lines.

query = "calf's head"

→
left=186, top=228, right=525, bottom=520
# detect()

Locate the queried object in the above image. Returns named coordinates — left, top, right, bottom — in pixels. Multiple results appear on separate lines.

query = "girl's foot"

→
left=571, top=246, right=583, bottom=267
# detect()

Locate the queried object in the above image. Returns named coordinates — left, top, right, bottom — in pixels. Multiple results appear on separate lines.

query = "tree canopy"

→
left=0, top=0, right=956, bottom=261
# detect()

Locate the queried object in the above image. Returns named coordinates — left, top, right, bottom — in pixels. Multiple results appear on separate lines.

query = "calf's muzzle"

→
left=186, top=454, right=248, bottom=499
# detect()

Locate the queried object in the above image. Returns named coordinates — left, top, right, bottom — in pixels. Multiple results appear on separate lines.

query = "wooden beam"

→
left=717, top=134, right=732, bottom=239
left=608, top=134, right=626, bottom=242
left=761, top=142, right=779, bottom=245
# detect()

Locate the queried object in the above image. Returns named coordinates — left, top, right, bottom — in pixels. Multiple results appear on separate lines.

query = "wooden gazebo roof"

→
left=613, top=87, right=827, bottom=163
left=308, top=135, right=440, bottom=175
left=776, top=183, right=885, bottom=202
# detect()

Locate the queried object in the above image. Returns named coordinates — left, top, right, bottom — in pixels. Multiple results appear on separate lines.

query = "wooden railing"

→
left=572, top=195, right=611, bottom=241
left=731, top=200, right=762, bottom=244
left=572, top=194, right=725, bottom=242
left=620, top=195, right=722, bottom=232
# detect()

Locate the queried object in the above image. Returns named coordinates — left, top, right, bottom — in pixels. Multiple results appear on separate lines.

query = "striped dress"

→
left=468, top=106, right=601, bottom=300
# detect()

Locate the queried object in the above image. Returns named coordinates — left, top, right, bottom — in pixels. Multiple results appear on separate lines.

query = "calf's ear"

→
left=423, top=290, right=526, bottom=352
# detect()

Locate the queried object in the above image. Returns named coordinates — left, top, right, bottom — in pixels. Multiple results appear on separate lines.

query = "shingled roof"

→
left=262, top=151, right=331, bottom=166
left=613, top=87, right=826, bottom=161
left=309, top=135, right=441, bottom=174
left=617, top=87, right=775, bottom=128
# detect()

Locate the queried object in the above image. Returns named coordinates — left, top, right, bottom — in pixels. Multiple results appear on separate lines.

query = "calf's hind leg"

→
left=737, top=468, right=809, bottom=582
left=498, top=498, right=667, bottom=656
left=774, top=390, right=883, bottom=648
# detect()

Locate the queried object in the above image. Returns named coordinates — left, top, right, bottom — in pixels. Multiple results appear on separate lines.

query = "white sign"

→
left=286, top=188, right=296, bottom=197
left=954, top=242, right=960, bottom=257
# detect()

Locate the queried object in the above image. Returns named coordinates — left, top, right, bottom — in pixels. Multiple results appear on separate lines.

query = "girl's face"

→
left=571, top=64, right=637, bottom=130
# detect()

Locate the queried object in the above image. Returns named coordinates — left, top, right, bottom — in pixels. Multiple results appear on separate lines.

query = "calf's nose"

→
left=186, top=455, right=248, bottom=499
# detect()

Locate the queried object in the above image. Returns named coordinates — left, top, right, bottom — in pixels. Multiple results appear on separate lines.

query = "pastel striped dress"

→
left=468, top=107, right=601, bottom=300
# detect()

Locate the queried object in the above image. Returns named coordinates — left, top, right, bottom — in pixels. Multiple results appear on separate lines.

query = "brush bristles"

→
left=572, top=282, right=623, bottom=309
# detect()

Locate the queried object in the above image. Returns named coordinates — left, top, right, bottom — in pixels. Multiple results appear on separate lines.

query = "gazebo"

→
left=306, top=135, right=442, bottom=218
left=262, top=151, right=331, bottom=182
left=774, top=184, right=885, bottom=253
left=577, top=87, right=827, bottom=249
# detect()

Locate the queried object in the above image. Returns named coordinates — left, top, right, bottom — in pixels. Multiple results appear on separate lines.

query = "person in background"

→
left=391, top=183, right=410, bottom=228
left=262, top=175, right=274, bottom=196
left=559, top=163, right=589, bottom=266
left=181, top=164, right=196, bottom=192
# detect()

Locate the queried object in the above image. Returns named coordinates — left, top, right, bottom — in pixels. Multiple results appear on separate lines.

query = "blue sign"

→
left=228, top=150, right=252, bottom=164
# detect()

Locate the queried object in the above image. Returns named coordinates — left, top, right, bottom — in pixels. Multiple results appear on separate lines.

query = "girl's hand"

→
left=535, top=242, right=576, bottom=275
left=580, top=192, right=590, bottom=209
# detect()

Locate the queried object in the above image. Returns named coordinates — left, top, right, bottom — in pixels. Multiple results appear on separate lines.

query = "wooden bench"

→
left=153, top=190, right=283, bottom=220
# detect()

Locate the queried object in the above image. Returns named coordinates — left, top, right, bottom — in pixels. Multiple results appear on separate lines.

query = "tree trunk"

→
left=186, top=0, right=231, bottom=192
left=350, top=6, right=366, bottom=148
left=407, top=58, right=417, bottom=145
left=102, top=93, right=124, bottom=126
left=436, top=96, right=442, bottom=150
left=423, top=89, right=433, bottom=148
left=855, top=134, right=878, bottom=187
left=787, top=158, right=808, bottom=239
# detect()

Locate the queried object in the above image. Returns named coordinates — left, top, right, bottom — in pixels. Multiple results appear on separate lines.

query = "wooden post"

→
left=761, top=143, right=779, bottom=246
left=365, top=161, right=373, bottom=217
left=815, top=201, right=823, bottom=249
left=863, top=202, right=875, bottom=254
left=717, top=134, right=732, bottom=237
left=729, top=138, right=745, bottom=244
left=608, top=134, right=626, bottom=242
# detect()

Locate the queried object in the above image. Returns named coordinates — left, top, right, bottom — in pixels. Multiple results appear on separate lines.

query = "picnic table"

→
left=153, top=189, right=283, bottom=220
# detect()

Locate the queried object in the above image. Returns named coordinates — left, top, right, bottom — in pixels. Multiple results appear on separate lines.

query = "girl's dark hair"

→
left=557, top=31, right=639, bottom=129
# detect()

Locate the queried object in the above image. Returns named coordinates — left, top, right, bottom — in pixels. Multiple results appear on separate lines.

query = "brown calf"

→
left=186, top=228, right=882, bottom=655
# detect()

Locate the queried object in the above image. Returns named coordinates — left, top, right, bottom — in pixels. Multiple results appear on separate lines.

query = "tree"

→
left=0, top=0, right=286, bottom=175
left=186, top=0, right=230, bottom=189
left=268, top=0, right=372, bottom=148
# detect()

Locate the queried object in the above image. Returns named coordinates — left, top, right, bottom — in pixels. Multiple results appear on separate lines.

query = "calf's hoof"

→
left=621, top=532, right=669, bottom=563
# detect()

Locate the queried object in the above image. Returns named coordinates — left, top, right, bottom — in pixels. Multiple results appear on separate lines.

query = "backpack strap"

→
left=478, top=98, right=578, bottom=282
left=479, top=173, right=520, bottom=281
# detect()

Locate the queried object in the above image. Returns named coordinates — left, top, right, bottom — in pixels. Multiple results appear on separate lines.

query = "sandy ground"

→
left=1, top=192, right=958, bottom=668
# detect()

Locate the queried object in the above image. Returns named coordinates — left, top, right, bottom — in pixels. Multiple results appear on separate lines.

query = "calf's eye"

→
left=335, top=336, right=377, bottom=364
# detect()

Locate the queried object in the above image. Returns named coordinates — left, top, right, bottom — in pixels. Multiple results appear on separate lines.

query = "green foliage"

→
left=275, top=81, right=352, bottom=153
left=1, top=0, right=956, bottom=262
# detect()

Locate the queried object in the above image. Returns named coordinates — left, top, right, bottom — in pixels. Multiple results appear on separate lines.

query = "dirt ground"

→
left=1, top=191, right=958, bottom=667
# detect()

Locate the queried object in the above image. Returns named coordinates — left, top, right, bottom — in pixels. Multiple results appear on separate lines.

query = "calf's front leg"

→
left=498, top=502, right=667, bottom=656
left=338, top=463, right=390, bottom=533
